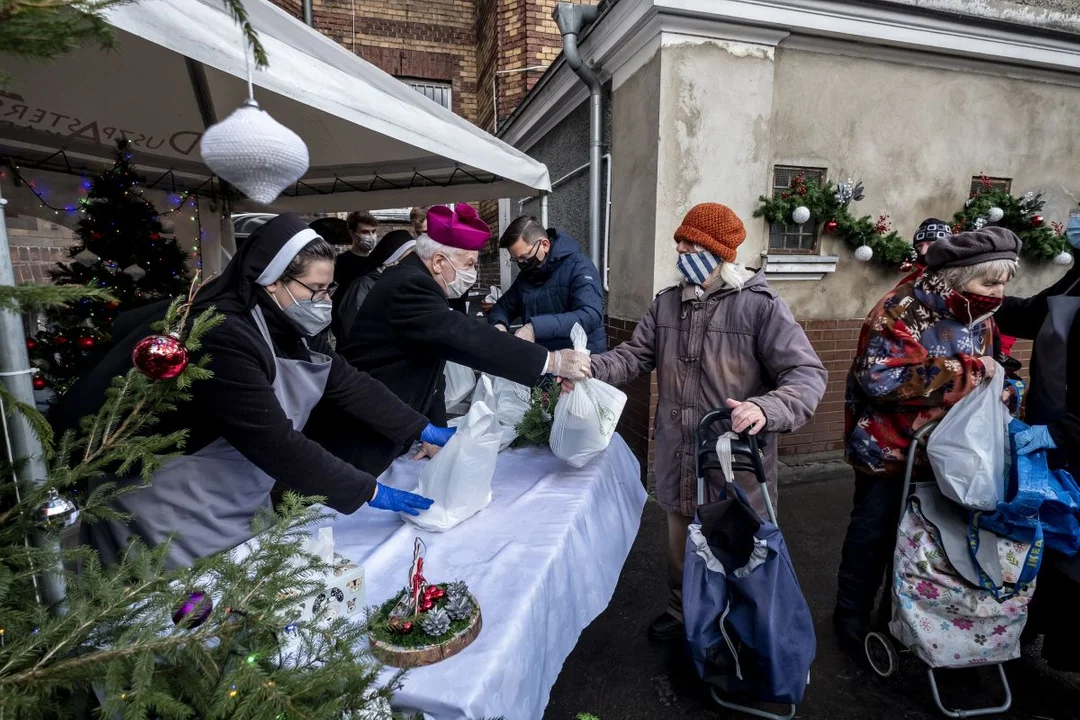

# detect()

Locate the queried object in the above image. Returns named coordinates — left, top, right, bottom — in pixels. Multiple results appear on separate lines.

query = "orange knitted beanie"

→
left=673, top=203, right=746, bottom=263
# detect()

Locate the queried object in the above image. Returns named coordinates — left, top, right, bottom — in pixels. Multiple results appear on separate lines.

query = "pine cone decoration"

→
left=446, top=581, right=469, bottom=601
left=419, top=607, right=451, bottom=637
left=445, top=592, right=473, bottom=622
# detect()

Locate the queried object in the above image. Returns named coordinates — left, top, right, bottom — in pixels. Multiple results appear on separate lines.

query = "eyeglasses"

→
left=512, top=242, right=543, bottom=268
left=286, top=277, right=337, bottom=302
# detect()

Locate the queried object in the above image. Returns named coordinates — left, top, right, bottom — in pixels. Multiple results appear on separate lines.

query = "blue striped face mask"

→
left=676, top=248, right=719, bottom=286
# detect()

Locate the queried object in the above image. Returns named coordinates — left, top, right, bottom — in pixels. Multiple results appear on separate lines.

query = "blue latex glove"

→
left=421, top=423, right=456, bottom=447
left=1015, top=425, right=1057, bottom=455
left=1067, top=214, right=1080, bottom=250
left=369, top=483, right=434, bottom=516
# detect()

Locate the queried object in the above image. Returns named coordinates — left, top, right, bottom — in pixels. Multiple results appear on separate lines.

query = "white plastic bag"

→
left=443, top=361, right=477, bottom=408
left=926, top=366, right=1008, bottom=511
left=549, top=325, right=627, bottom=468
left=405, top=400, right=501, bottom=532
left=471, top=374, right=530, bottom=451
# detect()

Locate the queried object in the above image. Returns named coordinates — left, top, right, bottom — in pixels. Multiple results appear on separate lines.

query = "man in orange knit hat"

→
left=589, top=202, right=827, bottom=641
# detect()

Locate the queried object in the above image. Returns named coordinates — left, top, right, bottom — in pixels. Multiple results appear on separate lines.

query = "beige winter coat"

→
left=591, top=270, right=827, bottom=517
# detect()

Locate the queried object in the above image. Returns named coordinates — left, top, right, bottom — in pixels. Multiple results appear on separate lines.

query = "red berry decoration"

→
left=824, top=220, right=839, bottom=234
left=105, top=300, right=121, bottom=311
left=131, top=334, right=189, bottom=381
left=432, top=587, right=446, bottom=600
left=53, top=335, right=68, bottom=346
left=401, top=621, right=413, bottom=634
left=32, top=376, right=47, bottom=391
left=1031, top=215, right=1045, bottom=227
left=77, top=336, right=95, bottom=350
left=26, top=337, right=37, bottom=350
left=421, top=599, right=434, bottom=612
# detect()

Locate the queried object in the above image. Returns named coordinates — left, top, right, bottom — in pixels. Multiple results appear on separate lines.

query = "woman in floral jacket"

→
left=834, top=226, right=1022, bottom=650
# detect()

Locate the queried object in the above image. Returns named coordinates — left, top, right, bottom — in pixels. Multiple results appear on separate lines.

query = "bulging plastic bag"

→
left=443, top=361, right=477, bottom=408
left=549, top=324, right=627, bottom=468
left=405, top=400, right=501, bottom=532
left=471, top=374, right=531, bottom=451
left=927, top=366, right=1008, bottom=511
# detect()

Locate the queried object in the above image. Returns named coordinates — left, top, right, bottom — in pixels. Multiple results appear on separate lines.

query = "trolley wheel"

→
left=865, top=631, right=898, bottom=678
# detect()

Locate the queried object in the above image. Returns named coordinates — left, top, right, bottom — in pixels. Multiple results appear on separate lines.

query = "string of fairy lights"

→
left=1, top=160, right=208, bottom=270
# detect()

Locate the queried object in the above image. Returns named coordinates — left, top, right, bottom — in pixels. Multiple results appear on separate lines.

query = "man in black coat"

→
left=995, top=223, right=1080, bottom=673
left=312, top=204, right=592, bottom=475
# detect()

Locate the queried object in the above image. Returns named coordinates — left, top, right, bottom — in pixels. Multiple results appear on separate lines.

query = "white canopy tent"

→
left=0, top=0, right=551, bottom=273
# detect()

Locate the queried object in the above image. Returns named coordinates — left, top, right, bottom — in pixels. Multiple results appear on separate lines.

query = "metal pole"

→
left=0, top=186, right=67, bottom=610
left=303, top=0, right=313, bottom=26
left=540, top=192, right=549, bottom=229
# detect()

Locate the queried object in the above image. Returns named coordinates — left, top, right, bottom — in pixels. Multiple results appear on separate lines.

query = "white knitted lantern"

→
left=200, top=99, right=309, bottom=205
left=854, top=245, right=874, bottom=262
left=1053, top=250, right=1073, bottom=266
left=987, top=206, right=1004, bottom=223
left=792, top=206, right=811, bottom=224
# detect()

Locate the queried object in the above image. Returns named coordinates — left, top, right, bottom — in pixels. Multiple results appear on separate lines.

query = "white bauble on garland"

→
left=1053, top=251, right=1073, bottom=266
left=987, top=206, right=1004, bottom=223
left=854, top=245, right=874, bottom=262
left=792, top=206, right=811, bottom=224
left=199, top=99, right=309, bottom=205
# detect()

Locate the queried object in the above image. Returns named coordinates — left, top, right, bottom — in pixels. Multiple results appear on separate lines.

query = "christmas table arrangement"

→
left=368, top=539, right=482, bottom=668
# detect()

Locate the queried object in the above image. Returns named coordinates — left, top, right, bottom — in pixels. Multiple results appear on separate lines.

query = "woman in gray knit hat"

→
left=835, top=226, right=1023, bottom=652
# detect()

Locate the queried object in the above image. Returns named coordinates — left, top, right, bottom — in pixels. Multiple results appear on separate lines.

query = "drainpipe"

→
left=553, top=2, right=602, bottom=272
left=303, top=0, right=313, bottom=26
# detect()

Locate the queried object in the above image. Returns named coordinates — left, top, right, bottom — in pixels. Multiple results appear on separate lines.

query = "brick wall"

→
left=273, top=0, right=481, bottom=121
left=7, top=215, right=75, bottom=284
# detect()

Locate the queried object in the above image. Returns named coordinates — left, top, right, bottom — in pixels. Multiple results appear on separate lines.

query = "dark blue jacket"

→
left=488, top=229, right=607, bottom=354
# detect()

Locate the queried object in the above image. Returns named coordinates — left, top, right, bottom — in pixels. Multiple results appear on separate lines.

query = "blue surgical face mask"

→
left=1066, top=214, right=1080, bottom=250
left=676, top=248, right=719, bottom=286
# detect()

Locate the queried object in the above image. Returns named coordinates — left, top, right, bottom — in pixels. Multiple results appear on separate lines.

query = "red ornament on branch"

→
left=26, top=337, right=37, bottom=350
left=1031, top=215, right=1045, bottom=228
left=53, top=335, right=68, bottom=346
left=105, top=300, right=121, bottom=311
left=132, top=334, right=188, bottom=380
left=32, top=376, right=47, bottom=391
left=900, top=261, right=914, bottom=273
left=824, top=220, right=838, bottom=234
left=91, top=231, right=102, bottom=240
left=77, top=336, right=96, bottom=350
left=150, top=232, right=161, bottom=241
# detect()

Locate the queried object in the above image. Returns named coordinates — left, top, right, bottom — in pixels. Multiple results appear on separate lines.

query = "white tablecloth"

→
left=328, top=434, right=646, bottom=720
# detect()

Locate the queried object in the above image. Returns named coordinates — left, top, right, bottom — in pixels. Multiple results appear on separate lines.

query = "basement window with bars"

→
left=405, top=80, right=453, bottom=110
left=769, top=166, right=826, bottom=253
left=970, top=176, right=1012, bottom=194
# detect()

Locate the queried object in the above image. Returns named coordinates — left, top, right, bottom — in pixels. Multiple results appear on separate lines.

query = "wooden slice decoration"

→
left=370, top=598, right=483, bottom=669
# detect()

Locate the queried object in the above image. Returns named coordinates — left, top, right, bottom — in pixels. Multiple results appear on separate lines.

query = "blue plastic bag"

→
left=977, top=419, right=1080, bottom=556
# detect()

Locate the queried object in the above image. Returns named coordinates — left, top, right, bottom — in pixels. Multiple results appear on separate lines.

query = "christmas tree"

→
left=28, top=139, right=192, bottom=394
left=1, top=286, right=398, bottom=720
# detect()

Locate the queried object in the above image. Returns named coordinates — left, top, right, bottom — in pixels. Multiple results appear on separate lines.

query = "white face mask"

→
left=354, top=231, right=378, bottom=254
left=439, top=254, right=477, bottom=299
left=277, top=284, right=333, bottom=336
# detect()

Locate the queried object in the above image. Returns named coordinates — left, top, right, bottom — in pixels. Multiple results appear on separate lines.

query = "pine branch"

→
left=220, top=0, right=269, bottom=69
left=0, top=285, right=112, bottom=313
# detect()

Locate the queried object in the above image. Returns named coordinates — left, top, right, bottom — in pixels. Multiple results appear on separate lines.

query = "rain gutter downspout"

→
left=553, top=3, right=602, bottom=271
left=303, top=0, right=313, bottom=26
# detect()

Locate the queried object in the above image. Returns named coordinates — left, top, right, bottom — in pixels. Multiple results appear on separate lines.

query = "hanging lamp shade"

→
left=199, top=99, right=309, bottom=205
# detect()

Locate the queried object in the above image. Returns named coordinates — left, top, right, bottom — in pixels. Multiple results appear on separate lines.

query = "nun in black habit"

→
left=57, top=214, right=436, bottom=569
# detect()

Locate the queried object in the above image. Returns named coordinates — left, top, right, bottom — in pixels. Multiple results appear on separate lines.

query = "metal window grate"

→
left=769, top=166, right=826, bottom=253
left=970, top=176, right=1012, bottom=195
left=406, top=80, right=453, bottom=110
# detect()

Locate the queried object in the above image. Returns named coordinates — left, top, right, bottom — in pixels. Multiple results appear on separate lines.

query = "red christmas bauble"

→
left=420, top=599, right=434, bottom=612
left=105, top=300, right=121, bottom=311
left=432, top=587, right=446, bottom=600
left=26, top=337, right=37, bottom=350
left=53, top=335, right=68, bottom=346
left=132, top=334, right=189, bottom=380
left=32, top=376, right=47, bottom=390
left=401, top=621, right=413, bottom=634
left=900, top=261, right=914, bottom=273
left=150, top=232, right=160, bottom=240
left=77, top=336, right=95, bottom=350
left=1031, top=215, right=1045, bottom=227
left=91, top=232, right=102, bottom=239
left=824, top=220, right=839, bottom=234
